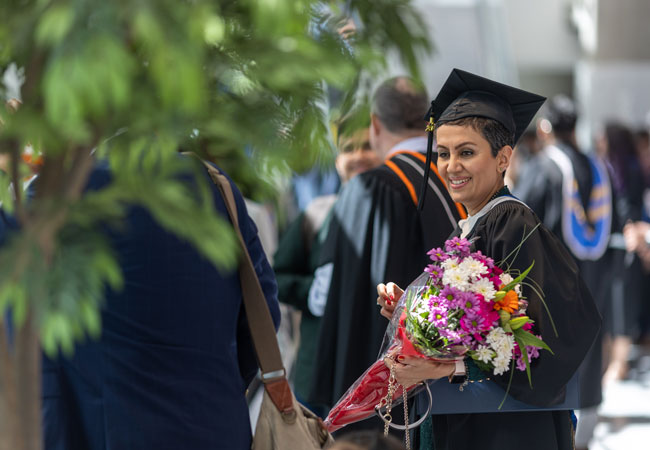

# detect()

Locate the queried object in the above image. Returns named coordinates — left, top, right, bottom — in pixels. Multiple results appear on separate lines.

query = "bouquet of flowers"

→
left=324, top=236, right=552, bottom=433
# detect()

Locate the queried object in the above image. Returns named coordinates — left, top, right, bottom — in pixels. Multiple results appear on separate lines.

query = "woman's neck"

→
left=466, top=184, right=508, bottom=216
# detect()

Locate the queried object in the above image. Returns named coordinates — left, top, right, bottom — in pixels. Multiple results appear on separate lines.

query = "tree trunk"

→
left=0, top=313, right=42, bottom=450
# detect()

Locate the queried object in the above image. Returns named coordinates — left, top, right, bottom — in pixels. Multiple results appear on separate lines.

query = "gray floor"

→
left=590, top=347, right=650, bottom=450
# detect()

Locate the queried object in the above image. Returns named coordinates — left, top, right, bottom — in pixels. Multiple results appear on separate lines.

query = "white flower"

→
left=486, top=327, right=505, bottom=345
left=499, top=273, right=522, bottom=295
left=442, top=267, right=470, bottom=291
left=499, top=273, right=513, bottom=285
left=411, top=298, right=432, bottom=326
left=492, top=354, right=512, bottom=376
left=475, top=345, right=494, bottom=364
left=486, top=328, right=515, bottom=355
left=460, top=257, right=488, bottom=280
left=441, top=257, right=460, bottom=271
left=470, top=277, right=497, bottom=301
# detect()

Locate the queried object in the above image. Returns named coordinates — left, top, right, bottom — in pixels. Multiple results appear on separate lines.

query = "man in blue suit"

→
left=38, top=157, right=280, bottom=449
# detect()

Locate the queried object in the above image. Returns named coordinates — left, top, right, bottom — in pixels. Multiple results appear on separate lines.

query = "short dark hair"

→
left=371, top=77, right=429, bottom=133
left=437, top=116, right=514, bottom=157
left=336, top=104, right=371, bottom=148
left=543, top=94, right=577, bottom=134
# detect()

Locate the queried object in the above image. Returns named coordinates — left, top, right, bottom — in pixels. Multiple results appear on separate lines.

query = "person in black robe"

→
left=273, top=111, right=381, bottom=415
left=377, top=69, right=601, bottom=450
left=307, top=77, right=464, bottom=427
left=595, top=123, right=646, bottom=384
left=513, top=96, right=610, bottom=449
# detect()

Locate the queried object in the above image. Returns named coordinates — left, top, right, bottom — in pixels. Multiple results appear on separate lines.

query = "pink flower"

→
left=429, top=307, right=449, bottom=328
left=428, top=295, right=446, bottom=310
left=439, top=285, right=462, bottom=308
left=445, top=237, right=471, bottom=257
left=470, top=250, right=495, bottom=269
left=459, top=292, right=481, bottom=315
left=515, top=341, right=542, bottom=371
left=477, top=300, right=499, bottom=326
left=460, top=313, right=488, bottom=335
left=424, top=264, right=443, bottom=283
left=438, top=327, right=461, bottom=342
left=426, top=247, right=448, bottom=263
left=489, top=275, right=502, bottom=289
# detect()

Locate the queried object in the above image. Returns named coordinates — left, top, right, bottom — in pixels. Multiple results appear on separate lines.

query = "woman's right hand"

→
left=376, top=282, right=404, bottom=320
left=384, top=354, right=455, bottom=388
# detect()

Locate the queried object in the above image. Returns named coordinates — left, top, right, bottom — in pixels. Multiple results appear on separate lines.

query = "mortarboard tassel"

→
left=418, top=105, right=436, bottom=211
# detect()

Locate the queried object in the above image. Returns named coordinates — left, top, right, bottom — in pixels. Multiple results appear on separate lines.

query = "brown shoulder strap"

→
left=193, top=157, right=294, bottom=414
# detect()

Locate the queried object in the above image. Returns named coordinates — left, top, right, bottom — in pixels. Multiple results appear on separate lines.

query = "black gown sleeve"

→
left=513, top=154, right=564, bottom=235
left=470, top=201, right=601, bottom=406
left=273, top=212, right=315, bottom=313
left=309, top=168, right=454, bottom=408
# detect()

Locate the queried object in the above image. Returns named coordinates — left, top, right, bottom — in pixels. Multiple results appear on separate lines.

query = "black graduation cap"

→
left=418, top=68, right=546, bottom=210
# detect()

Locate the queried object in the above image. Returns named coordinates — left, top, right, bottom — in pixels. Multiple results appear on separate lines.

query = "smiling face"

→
left=335, top=128, right=381, bottom=183
left=436, top=124, right=512, bottom=215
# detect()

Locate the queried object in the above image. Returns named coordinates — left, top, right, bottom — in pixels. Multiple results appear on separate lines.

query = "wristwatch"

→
left=448, top=359, right=467, bottom=384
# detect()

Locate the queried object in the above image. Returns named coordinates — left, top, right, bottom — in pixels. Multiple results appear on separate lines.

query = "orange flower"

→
left=494, top=287, right=519, bottom=313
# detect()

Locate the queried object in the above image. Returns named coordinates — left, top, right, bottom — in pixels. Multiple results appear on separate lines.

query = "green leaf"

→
left=91, top=249, right=123, bottom=291
left=41, top=311, right=75, bottom=358
left=501, top=261, right=534, bottom=292
left=498, top=356, right=517, bottom=410
left=1, top=0, right=432, bottom=360
left=515, top=336, right=533, bottom=388
left=35, top=4, right=75, bottom=47
left=0, top=171, right=15, bottom=214
left=509, top=316, right=532, bottom=331
left=513, top=328, right=553, bottom=354
left=80, top=300, right=101, bottom=339
left=0, top=281, right=26, bottom=318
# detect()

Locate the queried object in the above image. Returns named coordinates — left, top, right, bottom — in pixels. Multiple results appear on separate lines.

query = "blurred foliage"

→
left=0, top=0, right=430, bottom=356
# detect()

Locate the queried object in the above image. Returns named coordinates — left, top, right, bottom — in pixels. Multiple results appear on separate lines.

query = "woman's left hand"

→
left=384, top=354, right=456, bottom=388
left=376, top=282, right=403, bottom=320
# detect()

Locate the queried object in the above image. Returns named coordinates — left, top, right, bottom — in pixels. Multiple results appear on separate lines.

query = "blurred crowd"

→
left=250, top=90, right=650, bottom=449
left=5, top=75, right=650, bottom=450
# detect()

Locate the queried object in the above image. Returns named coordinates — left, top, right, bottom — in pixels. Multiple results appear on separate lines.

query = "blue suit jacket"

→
left=39, top=160, right=280, bottom=449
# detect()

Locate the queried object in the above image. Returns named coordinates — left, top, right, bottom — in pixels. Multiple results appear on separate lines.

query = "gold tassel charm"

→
left=425, top=116, right=435, bottom=133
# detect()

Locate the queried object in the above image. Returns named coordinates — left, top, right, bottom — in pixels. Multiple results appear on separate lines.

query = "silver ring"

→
left=374, top=382, right=433, bottom=431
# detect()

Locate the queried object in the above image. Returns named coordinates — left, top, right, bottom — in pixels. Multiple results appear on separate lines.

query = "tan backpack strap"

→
left=189, top=155, right=293, bottom=413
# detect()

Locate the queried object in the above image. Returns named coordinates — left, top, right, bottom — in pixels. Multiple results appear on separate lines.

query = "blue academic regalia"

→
left=36, top=160, right=280, bottom=450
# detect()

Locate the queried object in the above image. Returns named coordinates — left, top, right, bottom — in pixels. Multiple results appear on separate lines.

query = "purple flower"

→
left=515, top=340, right=542, bottom=371
left=458, top=292, right=481, bottom=315
left=470, top=250, right=495, bottom=269
left=424, top=264, right=443, bottom=283
left=460, top=313, right=487, bottom=335
left=428, top=307, right=449, bottom=328
left=439, top=328, right=465, bottom=345
left=439, top=285, right=461, bottom=307
left=426, top=247, right=448, bottom=263
left=427, top=295, right=445, bottom=310
left=445, top=237, right=471, bottom=257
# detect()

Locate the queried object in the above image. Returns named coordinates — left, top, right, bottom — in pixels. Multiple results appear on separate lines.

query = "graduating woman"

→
left=376, top=69, right=601, bottom=450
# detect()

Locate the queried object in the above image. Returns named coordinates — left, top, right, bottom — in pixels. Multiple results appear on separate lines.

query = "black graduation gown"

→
left=308, top=151, right=463, bottom=425
left=514, top=142, right=593, bottom=243
left=428, top=200, right=601, bottom=450
left=273, top=194, right=336, bottom=405
left=514, top=142, right=605, bottom=408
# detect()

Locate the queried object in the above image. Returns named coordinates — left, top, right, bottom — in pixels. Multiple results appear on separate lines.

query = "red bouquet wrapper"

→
left=323, top=315, right=426, bottom=432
